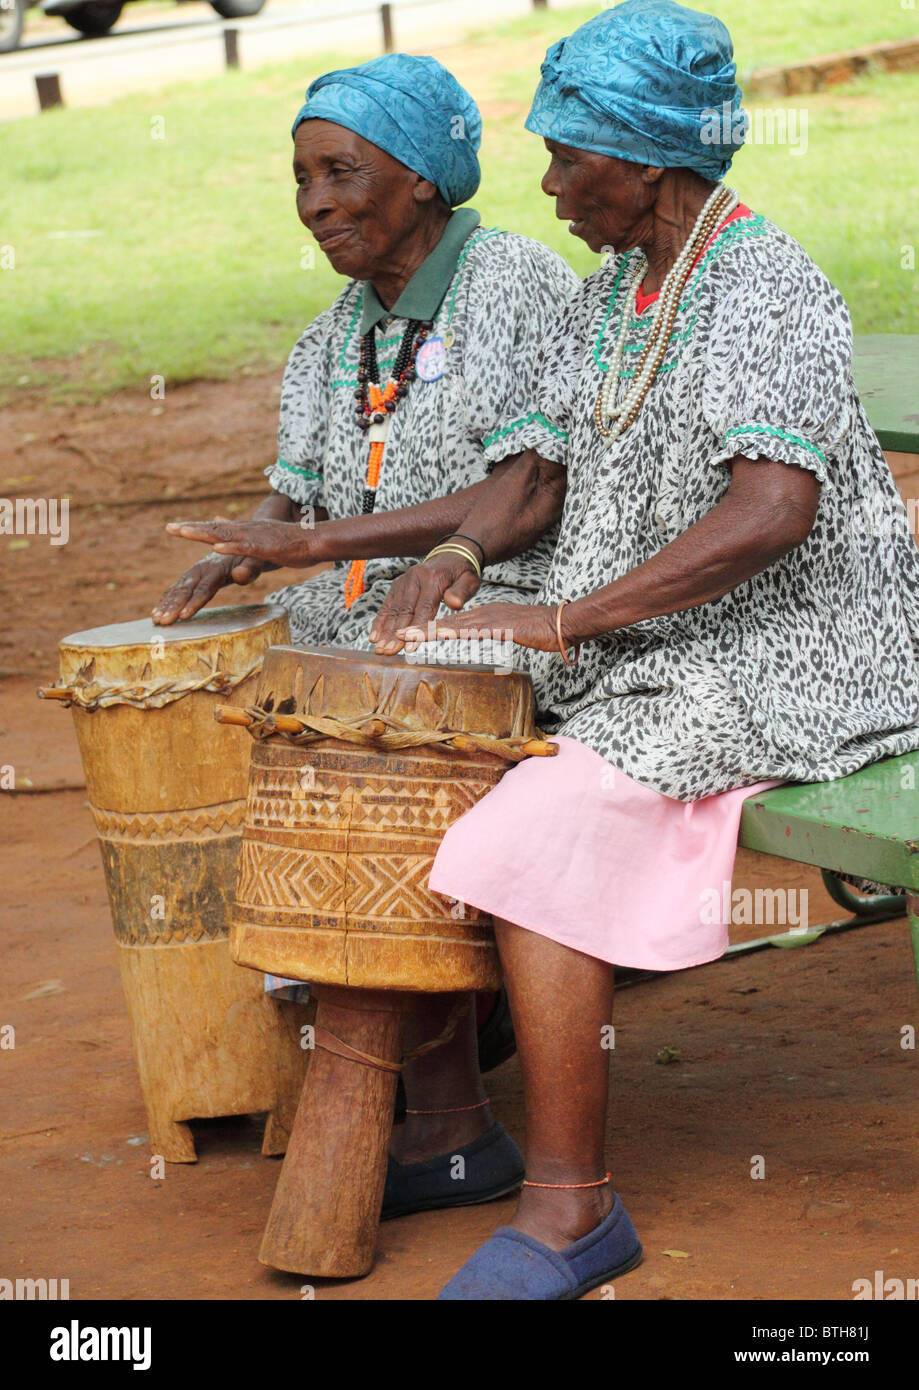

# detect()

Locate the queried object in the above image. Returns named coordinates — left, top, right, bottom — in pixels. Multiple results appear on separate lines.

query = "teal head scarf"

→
left=292, top=54, right=481, bottom=207
left=525, top=0, right=747, bottom=180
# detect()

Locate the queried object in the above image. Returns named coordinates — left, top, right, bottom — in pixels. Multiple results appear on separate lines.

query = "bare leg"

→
left=389, top=992, right=492, bottom=1164
left=495, top=916, right=615, bottom=1249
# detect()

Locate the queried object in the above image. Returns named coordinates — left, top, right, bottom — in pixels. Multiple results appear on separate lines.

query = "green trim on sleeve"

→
left=482, top=411, right=569, bottom=450
left=719, top=423, right=827, bottom=465
left=274, top=456, right=322, bottom=482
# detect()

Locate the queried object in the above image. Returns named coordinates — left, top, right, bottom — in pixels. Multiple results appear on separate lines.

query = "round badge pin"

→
left=416, top=336, right=446, bottom=382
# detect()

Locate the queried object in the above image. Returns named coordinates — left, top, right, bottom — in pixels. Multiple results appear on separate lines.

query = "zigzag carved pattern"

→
left=236, top=840, right=482, bottom=925
left=115, top=924, right=229, bottom=946
left=93, top=800, right=247, bottom=842
left=344, top=853, right=475, bottom=921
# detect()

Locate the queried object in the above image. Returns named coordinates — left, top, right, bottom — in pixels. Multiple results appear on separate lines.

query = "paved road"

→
left=2, top=0, right=573, bottom=122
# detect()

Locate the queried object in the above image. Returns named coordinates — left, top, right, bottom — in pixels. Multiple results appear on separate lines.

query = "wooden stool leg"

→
left=259, top=986, right=407, bottom=1278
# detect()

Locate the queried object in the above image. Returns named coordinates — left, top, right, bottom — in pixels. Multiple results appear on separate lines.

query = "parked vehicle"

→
left=0, top=0, right=267, bottom=54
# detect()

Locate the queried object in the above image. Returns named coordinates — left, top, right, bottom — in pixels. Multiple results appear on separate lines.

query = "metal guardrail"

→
left=23, top=0, right=549, bottom=108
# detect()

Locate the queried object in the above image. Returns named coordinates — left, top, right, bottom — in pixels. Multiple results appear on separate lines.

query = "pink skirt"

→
left=429, top=735, right=782, bottom=971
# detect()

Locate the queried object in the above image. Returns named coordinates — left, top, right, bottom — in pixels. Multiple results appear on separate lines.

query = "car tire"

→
left=209, top=0, right=266, bottom=17
left=63, top=1, right=124, bottom=36
left=0, top=0, right=25, bottom=53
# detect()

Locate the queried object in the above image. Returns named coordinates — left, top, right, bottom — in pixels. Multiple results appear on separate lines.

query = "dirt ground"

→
left=1, top=377, right=918, bottom=1301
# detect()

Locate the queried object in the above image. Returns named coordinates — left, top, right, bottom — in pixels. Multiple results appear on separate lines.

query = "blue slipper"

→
left=437, top=1191, right=643, bottom=1300
left=381, top=1122, right=524, bottom=1221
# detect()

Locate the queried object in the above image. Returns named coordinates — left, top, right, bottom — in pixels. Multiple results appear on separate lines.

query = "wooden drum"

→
left=38, top=605, right=310, bottom=1163
left=218, top=643, right=553, bottom=1276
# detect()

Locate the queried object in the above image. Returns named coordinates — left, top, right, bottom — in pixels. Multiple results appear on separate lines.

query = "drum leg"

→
left=118, top=942, right=310, bottom=1164
left=259, top=985, right=408, bottom=1278
left=149, top=1116, right=197, bottom=1165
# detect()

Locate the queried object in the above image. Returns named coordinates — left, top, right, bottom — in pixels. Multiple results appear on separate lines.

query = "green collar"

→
left=360, top=208, right=481, bottom=336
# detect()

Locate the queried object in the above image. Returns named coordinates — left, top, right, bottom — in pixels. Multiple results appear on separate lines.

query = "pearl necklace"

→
left=594, top=183, right=739, bottom=443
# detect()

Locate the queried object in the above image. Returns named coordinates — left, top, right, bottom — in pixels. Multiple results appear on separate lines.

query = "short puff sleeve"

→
left=265, top=301, right=338, bottom=509
left=701, top=256, right=854, bottom=484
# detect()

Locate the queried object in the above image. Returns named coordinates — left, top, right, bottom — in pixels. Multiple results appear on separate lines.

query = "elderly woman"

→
left=153, top=53, right=578, bottom=638
left=368, top=0, right=919, bottom=1299
left=153, top=53, right=578, bottom=1217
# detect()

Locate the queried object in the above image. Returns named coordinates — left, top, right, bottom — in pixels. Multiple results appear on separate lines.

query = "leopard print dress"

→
left=507, top=209, right=919, bottom=806
left=265, top=224, right=580, bottom=642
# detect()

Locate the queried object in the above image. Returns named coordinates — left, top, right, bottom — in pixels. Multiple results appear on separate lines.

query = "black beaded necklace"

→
left=343, top=316, right=432, bottom=608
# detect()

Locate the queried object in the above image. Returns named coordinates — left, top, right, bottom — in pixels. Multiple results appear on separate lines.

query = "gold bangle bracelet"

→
left=556, top=599, right=581, bottom=666
left=425, top=544, right=482, bottom=575
left=424, top=543, right=483, bottom=580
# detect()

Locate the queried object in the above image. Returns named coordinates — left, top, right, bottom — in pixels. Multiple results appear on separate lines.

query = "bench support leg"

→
left=908, top=895, right=919, bottom=996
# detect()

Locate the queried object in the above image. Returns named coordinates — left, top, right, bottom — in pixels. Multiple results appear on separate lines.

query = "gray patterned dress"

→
left=507, top=209, right=919, bottom=802
left=266, top=220, right=579, bottom=642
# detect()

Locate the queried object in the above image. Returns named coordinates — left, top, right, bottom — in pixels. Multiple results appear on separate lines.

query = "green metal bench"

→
left=738, top=753, right=919, bottom=990
left=852, top=334, right=919, bottom=456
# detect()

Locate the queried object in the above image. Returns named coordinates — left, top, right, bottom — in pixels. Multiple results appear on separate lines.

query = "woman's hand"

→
left=400, top=601, right=560, bottom=655
left=151, top=550, right=266, bottom=625
left=370, top=553, right=482, bottom=654
left=163, top=516, right=319, bottom=569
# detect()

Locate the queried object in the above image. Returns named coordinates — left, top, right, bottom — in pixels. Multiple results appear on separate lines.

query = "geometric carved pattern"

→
left=237, top=840, right=346, bottom=913
left=236, top=840, right=463, bottom=926
left=245, top=763, right=494, bottom=844
left=92, top=799, right=247, bottom=843
left=236, top=746, right=501, bottom=935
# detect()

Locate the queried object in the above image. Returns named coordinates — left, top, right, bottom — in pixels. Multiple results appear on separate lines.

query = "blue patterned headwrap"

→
left=292, top=54, right=481, bottom=207
left=525, top=0, right=747, bottom=180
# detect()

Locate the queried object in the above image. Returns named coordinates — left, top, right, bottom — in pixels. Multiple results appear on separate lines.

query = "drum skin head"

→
left=286, top=643, right=506, bottom=678
left=59, top=604, right=289, bottom=650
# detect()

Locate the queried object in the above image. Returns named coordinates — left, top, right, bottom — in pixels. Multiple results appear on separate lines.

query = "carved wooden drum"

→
left=38, top=605, right=309, bottom=1164
left=227, top=644, right=550, bottom=992
left=217, top=643, right=553, bottom=1277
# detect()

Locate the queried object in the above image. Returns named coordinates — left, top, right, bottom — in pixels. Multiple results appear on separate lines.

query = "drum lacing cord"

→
left=37, top=655, right=265, bottom=711
left=312, top=997, right=472, bottom=1074
left=240, top=705, right=552, bottom=762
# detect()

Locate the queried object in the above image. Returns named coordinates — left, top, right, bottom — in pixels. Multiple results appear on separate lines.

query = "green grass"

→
left=477, top=0, right=919, bottom=82
left=2, top=1, right=918, bottom=400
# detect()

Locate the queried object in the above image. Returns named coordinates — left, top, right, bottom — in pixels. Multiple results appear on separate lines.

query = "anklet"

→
left=522, top=1172, right=611, bottom=1189
left=405, top=1098, right=490, bottom=1115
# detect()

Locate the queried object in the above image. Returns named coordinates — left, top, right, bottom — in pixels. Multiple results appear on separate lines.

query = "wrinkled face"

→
left=541, top=138, right=656, bottom=255
left=294, top=119, right=434, bottom=280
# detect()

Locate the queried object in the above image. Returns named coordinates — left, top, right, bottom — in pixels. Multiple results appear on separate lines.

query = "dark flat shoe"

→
left=381, top=1122, right=524, bottom=1221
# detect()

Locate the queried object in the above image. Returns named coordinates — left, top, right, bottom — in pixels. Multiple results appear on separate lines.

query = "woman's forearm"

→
left=561, top=460, right=818, bottom=644
left=306, top=454, right=559, bottom=564
left=253, top=490, right=329, bottom=524
left=426, top=450, right=567, bottom=565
